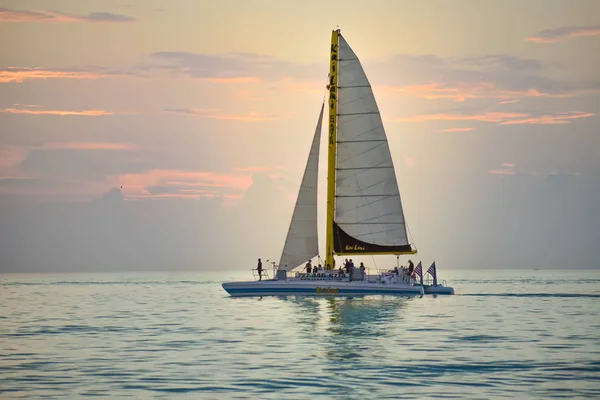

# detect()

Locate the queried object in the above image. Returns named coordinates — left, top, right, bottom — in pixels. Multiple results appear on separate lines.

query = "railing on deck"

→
left=251, top=268, right=270, bottom=281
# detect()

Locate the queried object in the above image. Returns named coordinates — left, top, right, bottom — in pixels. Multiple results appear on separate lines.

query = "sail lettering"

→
left=345, top=244, right=366, bottom=251
left=316, top=287, right=339, bottom=294
left=329, top=115, right=335, bottom=144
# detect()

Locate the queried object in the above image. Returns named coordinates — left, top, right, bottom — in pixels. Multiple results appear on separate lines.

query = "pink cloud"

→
left=234, top=166, right=284, bottom=172
left=0, top=8, right=136, bottom=23
left=393, top=111, right=596, bottom=126
left=500, top=111, right=596, bottom=125
left=381, top=82, right=594, bottom=102
left=438, top=127, right=475, bottom=132
left=0, top=67, right=131, bottom=83
left=487, top=169, right=516, bottom=175
left=201, top=77, right=261, bottom=84
left=392, top=112, right=530, bottom=123
left=498, top=100, right=519, bottom=105
left=114, top=169, right=254, bottom=199
left=526, top=25, right=600, bottom=43
left=40, top=142, right=137, bottom=151
left=163, top=108, right=286, bottom=121
left=502, top=163, right=515, bottom=168
left=1, top=106, right=112, bottom=116
left=0, top=147, right=27, bottom=172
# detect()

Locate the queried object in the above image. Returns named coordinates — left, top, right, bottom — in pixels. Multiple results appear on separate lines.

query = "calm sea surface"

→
left=1, top=269, right=599, bottom=399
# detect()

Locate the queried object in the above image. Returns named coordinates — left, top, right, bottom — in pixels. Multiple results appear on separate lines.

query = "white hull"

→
left=222, top=279, right=424, bottom=297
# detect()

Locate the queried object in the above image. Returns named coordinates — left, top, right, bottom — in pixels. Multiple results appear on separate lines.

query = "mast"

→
left=325, top=29, right=340, bottom=270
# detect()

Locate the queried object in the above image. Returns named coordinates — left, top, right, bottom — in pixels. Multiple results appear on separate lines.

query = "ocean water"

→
left=1, top=269, right=599, bottom=399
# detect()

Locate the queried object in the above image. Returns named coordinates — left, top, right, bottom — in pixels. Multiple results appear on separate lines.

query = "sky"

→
left=1, top=0, right=599, bottom=272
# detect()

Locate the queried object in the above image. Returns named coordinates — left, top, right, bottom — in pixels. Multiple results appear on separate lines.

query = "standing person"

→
left=257, top=258, right=263, bottom=281
left=408, top=259, right=414, bottom=275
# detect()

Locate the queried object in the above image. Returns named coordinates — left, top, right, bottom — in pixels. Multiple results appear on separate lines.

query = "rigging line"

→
left=337, top=222, right=405, bottom=225
left=353, top=227, right=403, bottom=238
left=337, top=142, right=387, bottom=165
left=338, top=125, right=384, bottom=142
left=338, top=112, right=379, bottom=116
left=336, top=194, right=396, bottom=198
left=337, top=166, right=393, bottom=171
left=337, top=139, right=386, bottom=143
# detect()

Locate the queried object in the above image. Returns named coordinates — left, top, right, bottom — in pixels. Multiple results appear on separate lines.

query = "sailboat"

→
left=223, top=29, right=438, bottom=297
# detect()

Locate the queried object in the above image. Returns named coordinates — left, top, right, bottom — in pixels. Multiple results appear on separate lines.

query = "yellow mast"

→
left=325, top=29, right=340, bottom=270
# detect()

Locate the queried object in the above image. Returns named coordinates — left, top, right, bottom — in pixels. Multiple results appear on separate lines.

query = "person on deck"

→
left=257, top=258, right=263, bottom=281
left=408, top=260, right=414, bottom=275
left=359, top=262, right=365, bottom=272
left=305, top=260, right=312, bottom=273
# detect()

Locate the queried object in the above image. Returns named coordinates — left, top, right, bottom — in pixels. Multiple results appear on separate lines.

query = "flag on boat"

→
left=426, top=262, right=437, bottom=286
left=414, top=261, right=423, bottom=284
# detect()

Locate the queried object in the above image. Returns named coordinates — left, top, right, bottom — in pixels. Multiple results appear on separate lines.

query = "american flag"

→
left=414, top=262, right=422, bottom=278
left=426, top=262, right=437, bottom=285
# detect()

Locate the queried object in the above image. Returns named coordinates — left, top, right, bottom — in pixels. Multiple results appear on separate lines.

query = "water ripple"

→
left=1, top=270, right=599, bottom=399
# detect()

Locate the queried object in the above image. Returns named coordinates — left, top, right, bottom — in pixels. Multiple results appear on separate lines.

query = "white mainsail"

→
left=334, top=33, right=410, bottom=250
left=278, top=103, right=324, bottom=271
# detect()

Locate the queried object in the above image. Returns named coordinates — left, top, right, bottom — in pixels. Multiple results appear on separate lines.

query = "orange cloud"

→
left=0, top=67, right=130, bottom=83
left=500, top=112, right=596, bottom=125
left=41, top=142, right=136, bottom=150
left=1, top=107, right=112, bottom=116
left=0, top=8, right=136, bottom=23
left=163, top=108, right=286, bottom=121
left=392, top=112, right=530, bottom=123
left=526, top=25, right=600, bottom=43
left=438, top=127, right=475, bottom=132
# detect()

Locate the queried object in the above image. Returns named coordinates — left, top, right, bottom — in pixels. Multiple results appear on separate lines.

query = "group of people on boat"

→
left=256, top=256, right=426, bottom=284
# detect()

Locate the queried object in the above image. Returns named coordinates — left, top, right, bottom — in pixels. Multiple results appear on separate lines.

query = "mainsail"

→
left=278, top=103, right=324, bottom=271
left=333, top=33, right=413, bottom=254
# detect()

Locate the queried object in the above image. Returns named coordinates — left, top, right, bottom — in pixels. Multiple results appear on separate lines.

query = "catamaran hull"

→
left=222, top=280, right=424, bottom=297
left=423, top=285, right=454, bottom=295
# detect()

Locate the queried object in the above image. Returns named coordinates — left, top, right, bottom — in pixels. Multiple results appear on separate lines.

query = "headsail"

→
left=278, top=103, right=324, bottom=271
left=333, top=33, right=413, bottom=254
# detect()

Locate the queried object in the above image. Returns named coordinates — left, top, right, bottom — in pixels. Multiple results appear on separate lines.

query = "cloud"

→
left=0, top=67, right=136, bottom=83
left=142, top=51, right=321, bottom=83
left=438, top=127, right=475, bottom=132
left=526, top=25, right=600, bottom=43
left=376, top=54, right=600, bottom=102
left=0, top=8, right=136, bottom=23
left=0, top=147, right=27, bottom=172
left=114, top=169, right=254, bottom=199
left=234, top=166, right=284, bottom=172
left=499, top=111, right=596, bottom=125
left=392, top=112, right=530, bottom=123
left=7, top=50, right=597, bottom=105
left=0, top=106, right=112, bottom=116
left=40, top=142, right=137, bottom=151
left=488, top=169, right=516, bottom=175
left=393, top=111, right=596, bottom=125
left=162, top=108, right=286, bottom=121
left=498, top=100, right=519, bottom=105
